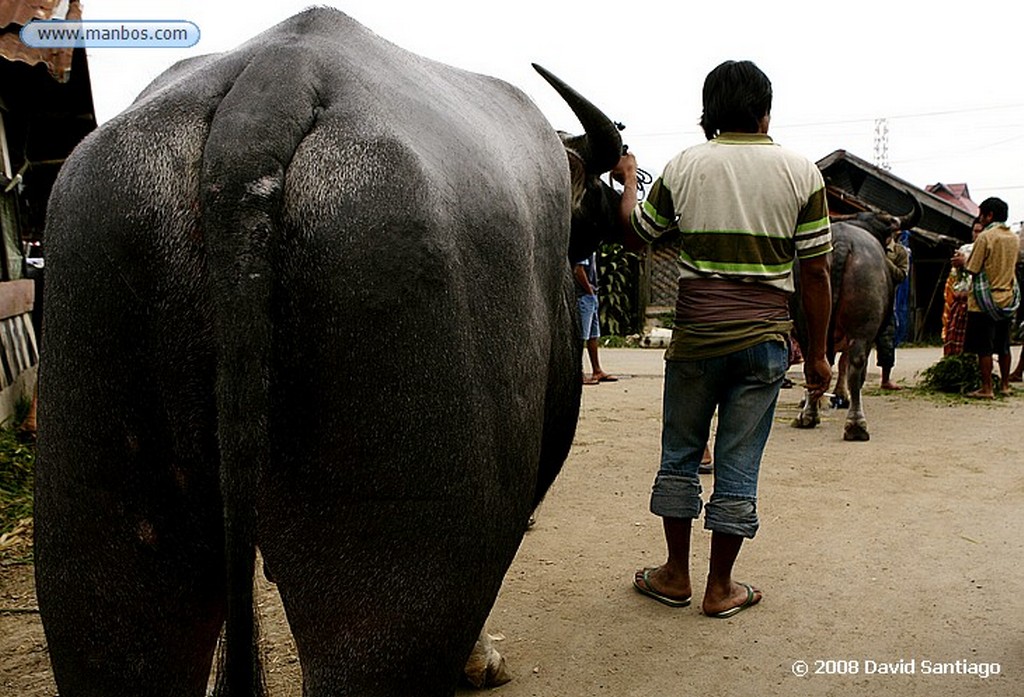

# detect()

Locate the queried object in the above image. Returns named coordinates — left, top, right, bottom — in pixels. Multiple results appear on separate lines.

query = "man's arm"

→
left=572, top=263, right=594, bottom=295
left=798, top=254, right=832, bottom=397
left=610, top=152, right=645, bottom=251
left=887, top=242, right=909, bottom=285
left=964, top=235, right=987, bottom=275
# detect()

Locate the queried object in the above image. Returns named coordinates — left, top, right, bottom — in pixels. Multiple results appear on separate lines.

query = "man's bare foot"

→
left=699, top=444, right=713, bottom=474
left=702, top=581, right=762, bottom=618
left=966, top=389, right=995, bottom=400
left=632, top=565, right=692, bottom=607
left=880, top=381, right=902, bottom=391
left=582, top=373, right=600, bottom=385
left=592, top=371, right=618, bottom=383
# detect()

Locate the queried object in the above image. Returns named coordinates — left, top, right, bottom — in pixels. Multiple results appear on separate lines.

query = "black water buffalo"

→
left=792, top=203, right=919, bottom=440
left=34, top=8, right=625, bottom=696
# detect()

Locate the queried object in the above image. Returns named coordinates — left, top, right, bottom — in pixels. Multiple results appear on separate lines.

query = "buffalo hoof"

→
left=843, top=421, right=870, bottom=441
left=464, top=631, right=512, bottom=688
left=791, top=414, right=820, bottom=429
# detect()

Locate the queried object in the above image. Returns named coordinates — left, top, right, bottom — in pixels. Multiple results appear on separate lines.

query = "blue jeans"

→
left=649, top=339, right=788, bottom=538
left=578, top=293, right=600, bottom=340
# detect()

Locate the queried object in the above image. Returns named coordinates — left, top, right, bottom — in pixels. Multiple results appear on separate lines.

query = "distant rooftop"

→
left=816, top=149, right=975, bottom=245
left=925, top=182, right=980, bottom=217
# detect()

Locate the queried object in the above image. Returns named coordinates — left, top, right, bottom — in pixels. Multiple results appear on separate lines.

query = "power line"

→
left=781, top=103, right=1024, bottom=129
left=626, top=103, right=1024, bottom=140
left=970, top=184, right=1024, bottom=192
left=887, top=103, right=1024, bottom=122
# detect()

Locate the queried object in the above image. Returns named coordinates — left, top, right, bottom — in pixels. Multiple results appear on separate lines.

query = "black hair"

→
left=978, top=197, right=1009, bottom=223
left=699, top=60, right=773, bottom=141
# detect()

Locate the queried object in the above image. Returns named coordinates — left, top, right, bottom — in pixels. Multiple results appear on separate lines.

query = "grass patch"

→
left=0, top=401, right=35, bottom=563
left=0, top=429, right=34, bottom=528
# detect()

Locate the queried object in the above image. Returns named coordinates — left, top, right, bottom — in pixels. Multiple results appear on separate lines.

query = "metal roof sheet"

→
left=0, top=0, right=78, bottom=82
left=816, top=149, right=975, bottom=243
left=0, top=0, right=70, bottom=29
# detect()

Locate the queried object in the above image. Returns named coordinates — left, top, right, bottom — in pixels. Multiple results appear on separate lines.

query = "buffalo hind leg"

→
left=843, top=344, right=871, bottom=441
left=35, top=472, right=226, bottom=697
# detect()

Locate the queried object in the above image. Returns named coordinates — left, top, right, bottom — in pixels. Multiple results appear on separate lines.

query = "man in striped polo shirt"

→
left=618, top=60, right=833, bottom=618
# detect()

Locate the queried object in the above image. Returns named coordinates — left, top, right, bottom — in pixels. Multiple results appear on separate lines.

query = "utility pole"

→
left=873, top=118, right=890, bottom=171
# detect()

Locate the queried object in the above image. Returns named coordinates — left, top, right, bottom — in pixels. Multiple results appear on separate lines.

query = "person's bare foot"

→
left=632, top=565, right=692, bottom=606
left=880, top=381, right=902, bottom=391
left=592, top=371, right=618, bottom=382
left=582, top=373, right=600, bottom=385
left=699, top=444, right=713, bottom=474
left=702, top=581, right=763, bottom=618
left=966, top=389, right=995, bottom=400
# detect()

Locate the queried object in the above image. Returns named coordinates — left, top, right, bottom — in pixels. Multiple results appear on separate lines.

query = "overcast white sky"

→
left=82, top=0, right=1024, bottom=224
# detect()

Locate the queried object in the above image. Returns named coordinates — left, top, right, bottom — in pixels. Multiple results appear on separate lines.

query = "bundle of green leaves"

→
left=918, top=353, right=982, bottom=394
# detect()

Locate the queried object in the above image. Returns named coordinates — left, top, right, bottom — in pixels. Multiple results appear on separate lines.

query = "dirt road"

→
left=3, top=346, right=1022, bottom=696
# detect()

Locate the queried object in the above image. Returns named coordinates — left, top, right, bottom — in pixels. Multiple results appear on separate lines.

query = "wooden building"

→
left=0, top=0, right=96, bottom=423
left=816, top=150, right=975, bottom=341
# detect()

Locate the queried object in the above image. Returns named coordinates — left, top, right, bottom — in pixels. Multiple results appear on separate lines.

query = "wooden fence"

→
left=0, top=280, right=37, bottom=425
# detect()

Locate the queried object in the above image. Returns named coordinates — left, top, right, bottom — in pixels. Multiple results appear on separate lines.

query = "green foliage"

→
left=598, top=242, right=641, bottom=336
left=650, top=311, right=675, bottom=329
left=917, top=354, right=982, bottom=394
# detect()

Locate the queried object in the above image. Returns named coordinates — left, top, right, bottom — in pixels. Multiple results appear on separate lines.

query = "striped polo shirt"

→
left=632, top=133, right=832, bottom=294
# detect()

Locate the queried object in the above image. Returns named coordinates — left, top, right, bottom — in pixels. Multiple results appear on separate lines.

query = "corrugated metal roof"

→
left=816, top=149, right=975, bottom=243
left=0, top=0, right=78, bottom=82
left=0, top=0, right=70, bottom=30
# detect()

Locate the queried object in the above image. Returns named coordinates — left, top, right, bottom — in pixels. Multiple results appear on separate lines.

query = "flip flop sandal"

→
left=706, top=583, right=762, bottom=619
left=632, top=568, right=692, bottom=608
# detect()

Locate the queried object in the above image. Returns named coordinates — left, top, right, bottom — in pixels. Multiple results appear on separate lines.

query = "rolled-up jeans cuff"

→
left=649, top=473, right=702, bottom=519
left=705, top=496, right=759, bottom=538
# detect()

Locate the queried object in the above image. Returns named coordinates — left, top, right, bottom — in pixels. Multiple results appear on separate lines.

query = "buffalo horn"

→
left=532, top=63, right=622, bottom=174
left=900, top=195, right=923, bottom=230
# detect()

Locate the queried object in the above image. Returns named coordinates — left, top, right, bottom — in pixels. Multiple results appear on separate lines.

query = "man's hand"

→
left=572, top=263, right=595, bottom=296
left=803, top=356, right=832, bottom=401
left=612, top=152, right=644, bottom=250
left=797, top=254, right=832, bottom=400
left=611, top=152, right=637, bottom=185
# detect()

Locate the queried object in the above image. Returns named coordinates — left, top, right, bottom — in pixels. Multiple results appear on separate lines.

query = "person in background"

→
left=877, top=230, right=910, bottom=389
left=957, top=197, right=1019, bottom=399
left=614, top=60, right=832, bottom=619
left=1008, top=225, right=1024, bottom=382
left=943, top=219, right=983, bottom=357
left=573, top=252, right=617, bottom=385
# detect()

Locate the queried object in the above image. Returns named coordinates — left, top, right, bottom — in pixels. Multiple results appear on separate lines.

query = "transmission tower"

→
left=873, top=118, right=890, bottom=171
